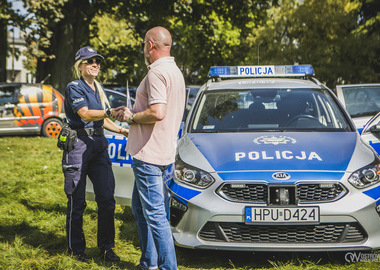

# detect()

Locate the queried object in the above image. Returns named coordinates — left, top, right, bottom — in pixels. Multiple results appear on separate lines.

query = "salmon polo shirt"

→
left=126, top=57, right=186, bottom=166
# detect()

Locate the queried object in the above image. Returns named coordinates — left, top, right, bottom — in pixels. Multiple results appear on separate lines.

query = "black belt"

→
left=75, top=127, right=104, bottom=137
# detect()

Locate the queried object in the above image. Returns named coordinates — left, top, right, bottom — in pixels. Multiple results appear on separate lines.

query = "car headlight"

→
left=348, top=163, right=380, bottom=189
left=174, top=157, right=215, bottom=189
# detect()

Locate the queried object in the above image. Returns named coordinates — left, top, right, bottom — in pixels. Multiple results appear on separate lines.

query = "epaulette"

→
left=69, top=81, right=79, bottom=86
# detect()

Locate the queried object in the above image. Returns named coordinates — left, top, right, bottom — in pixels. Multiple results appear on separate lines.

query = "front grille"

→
left=297, top=183, right=345, bottom=202
left=218, top=184, right=267, bottom=203
left=199, top=222, right=367, bottom=243
left=217, top=183, right=346, bottom=203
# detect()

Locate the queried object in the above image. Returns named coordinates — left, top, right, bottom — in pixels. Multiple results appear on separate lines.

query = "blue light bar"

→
left=208, top=65, right=314, bottom=78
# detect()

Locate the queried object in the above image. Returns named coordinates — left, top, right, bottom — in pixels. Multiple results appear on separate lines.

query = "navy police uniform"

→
left=63, top=77, right=116, bottom=254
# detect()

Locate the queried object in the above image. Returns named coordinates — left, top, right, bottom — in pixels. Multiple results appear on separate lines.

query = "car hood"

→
left=179, top=132, right=374, bottom=183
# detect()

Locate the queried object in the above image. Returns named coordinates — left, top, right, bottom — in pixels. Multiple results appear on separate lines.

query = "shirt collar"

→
left=80, top=77, right=98, bottom=94
left=148, top=56, right=174, bottom=70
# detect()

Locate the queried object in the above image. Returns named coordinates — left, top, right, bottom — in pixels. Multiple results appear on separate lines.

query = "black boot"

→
left=68, top=250, right=87, bottom=263
left=100, top=248, right=120, bottom=262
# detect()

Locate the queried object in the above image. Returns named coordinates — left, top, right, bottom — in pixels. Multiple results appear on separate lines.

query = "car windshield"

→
left=341, top=85, right=380, bottom=117
left=191, top=88, right=350, bottom=132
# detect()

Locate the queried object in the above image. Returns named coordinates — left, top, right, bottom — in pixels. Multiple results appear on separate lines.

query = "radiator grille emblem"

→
left=253, top=136, right=296, bottom=145
left=272, top=172, right=291, bottom=180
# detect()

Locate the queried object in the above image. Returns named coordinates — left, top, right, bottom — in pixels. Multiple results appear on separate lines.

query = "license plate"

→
left=245, top=206, right=320, bottom=224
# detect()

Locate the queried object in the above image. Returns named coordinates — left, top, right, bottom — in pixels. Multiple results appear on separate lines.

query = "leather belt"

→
left=75, top=127, right=104, bottom=137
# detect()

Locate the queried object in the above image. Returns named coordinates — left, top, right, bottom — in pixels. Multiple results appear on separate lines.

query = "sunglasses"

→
left=82, top=58, right=102, bottom=65
left=141, top=41, right=147, bottom=51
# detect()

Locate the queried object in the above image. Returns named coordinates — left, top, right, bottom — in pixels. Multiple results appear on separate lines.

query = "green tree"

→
left=350, top=0, right=380, bottom=83
left=17, top=0, right=276, bottom=90
left=89, top=11, right=142, bottom=86
left=169, top=0, right=276, bottom=83
left=246, top=0, right=380, bottom=88
left=96, top=0, right=276, bottom=84
left=5, top=0, right=379, bottom=90
left=22, top=0, right=149, bottom=92
left=23, top=0, right=97, bottom=92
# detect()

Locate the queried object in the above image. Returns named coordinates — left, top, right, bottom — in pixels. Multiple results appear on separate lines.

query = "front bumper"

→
left=168, top=181, right=380, bottom=251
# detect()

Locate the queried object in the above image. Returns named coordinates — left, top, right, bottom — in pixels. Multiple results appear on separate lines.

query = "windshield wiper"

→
left=194, top=129, right=220, bottom=133
left=351, top=111, right=379, bottom=118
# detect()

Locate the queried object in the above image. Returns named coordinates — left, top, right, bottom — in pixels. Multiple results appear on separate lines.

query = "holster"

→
left=57, top=125, right=77, bottom=152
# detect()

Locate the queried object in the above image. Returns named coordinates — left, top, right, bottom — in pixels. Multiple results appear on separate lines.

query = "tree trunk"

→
left=36, top=0, right=91, bottom=95
left=0, top=19, right=7, bottom=82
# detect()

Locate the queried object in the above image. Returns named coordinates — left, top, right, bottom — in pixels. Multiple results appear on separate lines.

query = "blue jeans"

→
left=132, top=158, right=177, bottom=270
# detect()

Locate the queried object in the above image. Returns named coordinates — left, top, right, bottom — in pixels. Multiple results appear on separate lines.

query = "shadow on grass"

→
left=85, top=247, right=137, bottom=269
left=113, top=206, right=352, bottom=269
left=18, top=198, right=140, bottom=250
left=117, top=206, right=140, bottom=248
left=0, top=223, right=137, bottom=269
left=20, top=198, right=99, bottom=216
left=20, top=199, right=67, bottom=214
left=0, top=222, right=66, bottom=254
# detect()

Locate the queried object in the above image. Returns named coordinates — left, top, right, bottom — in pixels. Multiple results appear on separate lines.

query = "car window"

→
left=191, top=88, right=350, bottom=132
left=19, top=86, right=42, bottom=103
left=0, top=86, right=17, bottom=104
left=342, top=86, right=380, bottom=117
left=106, top=91, right=127, bottom=108
left=188, top=87, right=200, bottom=100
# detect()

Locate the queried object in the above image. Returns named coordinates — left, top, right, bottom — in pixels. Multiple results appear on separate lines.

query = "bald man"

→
left=114, top=26, right=185, bottom=270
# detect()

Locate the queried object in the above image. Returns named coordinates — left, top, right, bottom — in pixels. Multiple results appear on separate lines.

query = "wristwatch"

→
left=106, top=108, right=111, bottom=117
left=129, top=113, right=136, bottom=123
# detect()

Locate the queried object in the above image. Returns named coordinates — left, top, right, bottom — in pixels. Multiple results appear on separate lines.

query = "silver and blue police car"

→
left=165, top=65, right=380, bottom=251
left=86, top=65, right=380, bottom=252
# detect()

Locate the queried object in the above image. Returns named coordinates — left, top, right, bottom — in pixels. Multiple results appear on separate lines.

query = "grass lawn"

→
left=0, top=136, right=379, bottom=269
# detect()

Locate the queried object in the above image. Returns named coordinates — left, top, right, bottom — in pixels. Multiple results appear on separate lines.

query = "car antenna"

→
left=40, top=74, right=51, bottom=84
left=126, top=80, right=133, bottom=110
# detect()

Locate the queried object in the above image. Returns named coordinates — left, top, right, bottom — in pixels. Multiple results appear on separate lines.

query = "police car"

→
left=165, top=65, right=380, bottom=251
left=87, top=65, right=380, bottom=251
left=86, top=89, right=134, bottom=205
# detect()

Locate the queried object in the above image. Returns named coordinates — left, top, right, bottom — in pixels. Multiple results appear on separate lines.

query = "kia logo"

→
left=272, top=172, right=291, bottom=180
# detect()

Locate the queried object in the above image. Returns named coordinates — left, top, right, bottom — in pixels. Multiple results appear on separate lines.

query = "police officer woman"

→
left=63, top=46, right=128, bottom=262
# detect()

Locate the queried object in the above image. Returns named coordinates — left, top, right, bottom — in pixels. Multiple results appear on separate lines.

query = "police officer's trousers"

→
left=62, top=135, right=116, bottom=254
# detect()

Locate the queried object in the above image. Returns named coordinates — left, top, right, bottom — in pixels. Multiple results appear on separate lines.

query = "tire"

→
left=42, top=118, right=63, bottom=138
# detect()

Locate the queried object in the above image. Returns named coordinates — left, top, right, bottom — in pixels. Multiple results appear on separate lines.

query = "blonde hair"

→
left=74, top=60, right=110, bottom=110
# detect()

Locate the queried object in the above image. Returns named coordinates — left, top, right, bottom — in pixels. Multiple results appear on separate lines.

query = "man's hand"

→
left=111, top=106, right=126, bottom=116
left=112, top=106, right=133, bottom=123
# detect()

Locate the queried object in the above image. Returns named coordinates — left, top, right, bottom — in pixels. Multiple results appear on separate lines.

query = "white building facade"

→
left=6, top=30, right=34, bottom=83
